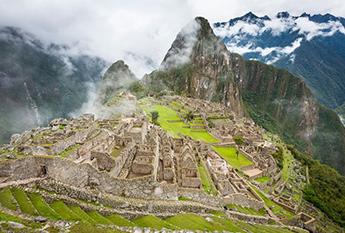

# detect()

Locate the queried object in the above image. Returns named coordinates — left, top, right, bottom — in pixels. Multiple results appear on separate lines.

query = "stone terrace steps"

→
left=35, top=179, right=221, bottom=216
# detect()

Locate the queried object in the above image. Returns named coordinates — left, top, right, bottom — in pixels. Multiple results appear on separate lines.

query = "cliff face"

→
left=145, top=17, right=345, bottom=175
left=148, top=17, right=243, bottom=116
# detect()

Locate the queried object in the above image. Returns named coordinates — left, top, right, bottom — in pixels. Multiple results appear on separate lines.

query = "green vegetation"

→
left=106, top=214, right=134, bottom=227
left=133, top=215, right=176, bottom=230
left=27, top=193, right=61, bottom=220
left=50, top=201, right=80, bottom=221
left=141, top=103, right=218, bottom=143
left=233, top=135, right=245, bottom=146
left=87, top=211, right=113, bottom=225
left=0, top=188, right=17, bottom=211
left=69, top=206, right=96, bottom=224
left=150, top=111, right=159, bottom=125
left=166, top=213, right=221, bottom=231
left=249, top=184, right=294, bottom=219
left=0, top=187, right=303, bottom=232
left=69, top=222, right=123, bottom=233
left=212, top=146, right=253, bottom=169
left=272, top=146, right=284, bottom=168
left=177, top=196, right=192, bottom=201
left=288, top=145, right=345, bottom=227
left=11, top=187, right=37, bottom=215
left=254, top=176, right=271, bottom=184
left=58, top=144, right=80, bottom=158
left=111, top=148, right=121, bottom=158
left=198, top=162, right=218, bottom=195
left=226, top=204, right=266, bottom=216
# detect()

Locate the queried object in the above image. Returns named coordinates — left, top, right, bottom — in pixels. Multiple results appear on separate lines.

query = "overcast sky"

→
left=0, top=0, right=344, bottom=77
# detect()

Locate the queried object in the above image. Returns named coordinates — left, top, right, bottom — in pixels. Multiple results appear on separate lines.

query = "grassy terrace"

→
left=212, top=146, right=253, bottom=169
left=226, top=204, right=267, bottom=216
left=141, top=103, right=218, bottom=143
left=255, top=176, right=271, bottom=184
left=198, top=161, right=218, bottom=195
left=0, top=186, right=304, bottom=232
left=249, top=184, right=294, bottom=219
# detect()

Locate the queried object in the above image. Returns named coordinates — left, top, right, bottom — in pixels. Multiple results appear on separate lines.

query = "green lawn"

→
left=50, top=201, right=80, bottom=221
left=198, top=162, right=218, bottom=195
left=87, top=211, right=113, bottom=225
left=255, top=176, right=271, bottom=184
left=11, top=187, right=37, bottom=215
left=133, top=215, right=177, bottom=230
left=226, top=204, right=267, bottom=216
left=27, top=193, right=61, bottom=220
left=142, top=104, right=218, bottom=143
left=0, top=188, right=17, bottom=211
left=69, top=206, right=96, bottom=224
left=211, top=216, right=244, bottom=232
left=106, top=214, right=135, bottom=227
left=212, top=146, right=253, bottom=169
left=166, top=213, right=225, bottom=231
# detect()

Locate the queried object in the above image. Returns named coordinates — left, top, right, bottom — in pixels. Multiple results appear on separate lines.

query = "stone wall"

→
left=178, top=188, right=222, bottom=207
left=223, top=193, right=264, bottom=210
left=0, top=156, right=179, bottom=200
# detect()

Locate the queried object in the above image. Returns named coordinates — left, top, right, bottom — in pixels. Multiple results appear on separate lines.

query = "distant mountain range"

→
left=213, top=12, right=345, bottom=114
left=0, top=26, right=106, bottom=143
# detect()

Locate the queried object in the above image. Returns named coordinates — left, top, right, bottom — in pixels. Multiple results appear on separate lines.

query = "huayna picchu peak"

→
left=1, top=5, right=345, bottom=233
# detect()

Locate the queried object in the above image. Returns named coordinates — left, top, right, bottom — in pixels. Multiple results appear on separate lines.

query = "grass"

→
left=198, top=162, right=218, bottom=195
left=141, top=104, right=218, bottom=143
left=166, top=213, right=225, bottom=231
left=58, top=144, right=80, bottom=158
left=0, top=188, right=17, bottom=211
left=11, top=187, right=37, bottom=215
left=249, top=185, right=294, bottom=219
left=255, top=176, right=271, bottom=183
left=178, top=196, right=192, bottom=201
left=87, top=211, right=113, bottom=225
left=69, top=206, right=96, bottom=224
left=133, top=215, right=177, bottom=230
left=50, top=201, right=80, bottom=221
left=0, top=210, right=42, bottom=230
left=27, top=193, right=61, bottom=220
left=106, top=214, right=134, bottom=227
left=111, top=148, right=121, bottom=158
left=212, top=146, right=253, bottom=169
left=226, top=204, right=267, bottom=216
left=211, top=216, right=244, bottom=232
left=69, top=222, right=124, bottom=233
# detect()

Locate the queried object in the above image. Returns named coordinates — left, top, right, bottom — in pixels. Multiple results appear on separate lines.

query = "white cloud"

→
left=0, top=0, right=344, bottom=77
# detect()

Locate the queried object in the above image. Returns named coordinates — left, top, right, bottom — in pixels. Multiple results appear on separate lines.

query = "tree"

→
left=185, top=111, right=194, bottom=122
left=233, top=135, right=245, bottom=159
left=150, top=111, right=159, bottom=125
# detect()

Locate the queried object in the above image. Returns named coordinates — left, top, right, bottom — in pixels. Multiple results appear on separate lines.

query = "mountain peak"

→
left=276, top=11, right=290, bottom=18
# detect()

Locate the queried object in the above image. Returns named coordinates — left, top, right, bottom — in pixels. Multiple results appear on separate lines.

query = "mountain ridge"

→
left=213, top=12, right=345, bottom=109
left=141, top=16, right=345, bottom=175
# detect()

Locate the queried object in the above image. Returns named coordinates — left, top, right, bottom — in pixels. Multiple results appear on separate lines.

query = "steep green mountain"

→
left=144, top=17, right=243, bottom=116
left=142, top=17, right=345, bottom=175
left=0, top=26, right=106, bottom=143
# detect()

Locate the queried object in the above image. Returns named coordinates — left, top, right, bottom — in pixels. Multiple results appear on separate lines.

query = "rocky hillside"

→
left=144, top=17, right=243, bottom=116
left=213, top=12, right=345, bottom=110
left=98, top=60, right=137, bottom=104
left=0, top=26, right=106, bottom=144
left=143, top=17, right=345, bottom=175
